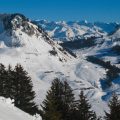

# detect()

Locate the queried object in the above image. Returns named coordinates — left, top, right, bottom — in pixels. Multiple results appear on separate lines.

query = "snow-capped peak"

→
left=0, top=13, right=75, bottom=62
left=110, top=25, right=120, bottom=39
left=36, top=20, right=119, bottom=41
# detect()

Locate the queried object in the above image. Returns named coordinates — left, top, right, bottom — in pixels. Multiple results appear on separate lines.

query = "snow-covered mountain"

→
left=0, top=13, right=76, bottom=105
left=0, top=13, right=120, bottom=118
left=36, top=20, right=119, bottom=41
left=110, top=27, right=120, bottom=39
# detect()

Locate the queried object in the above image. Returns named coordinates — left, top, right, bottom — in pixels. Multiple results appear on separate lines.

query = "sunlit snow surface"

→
left=0, top=32, right=109, bottom=116
left=0, top=97, right=42, bottom=120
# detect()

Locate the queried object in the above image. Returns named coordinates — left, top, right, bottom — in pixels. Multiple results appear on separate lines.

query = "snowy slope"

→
left=110, top=27, right=120, bottom=39
left=0, top=97, right=41, bottom=120
left=0, top=13, right=120, bottom=118
left=0, top=13, right=76, bottom=105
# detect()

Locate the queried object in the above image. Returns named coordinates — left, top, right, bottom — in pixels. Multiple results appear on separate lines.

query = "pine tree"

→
left=105, top=93, right=120, bottom=120
left=4, top=65, right=14, bottom=98
left=106, top=69, right=118, bottom=87
left=41, top=78, right=75, bottom=120
left=76, top=91, right=97, bottom=120
left=41, top=78, right=63, bottom=120
left=12, top=64, right=38, bottom=115
left=0, top=63, right=7, bottom=97
left=62, top=80, right=75, bottom=120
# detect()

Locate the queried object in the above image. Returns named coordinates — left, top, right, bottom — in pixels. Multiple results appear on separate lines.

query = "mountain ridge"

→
left=36, top=19, right=120, bottom=41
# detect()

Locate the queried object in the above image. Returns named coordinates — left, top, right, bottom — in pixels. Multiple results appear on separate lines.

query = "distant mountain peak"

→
left=36, top=20, right=119, bottom=41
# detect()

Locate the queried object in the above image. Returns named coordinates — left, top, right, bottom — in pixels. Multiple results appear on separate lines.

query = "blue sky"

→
left=0, top=0, right=120, bottom=22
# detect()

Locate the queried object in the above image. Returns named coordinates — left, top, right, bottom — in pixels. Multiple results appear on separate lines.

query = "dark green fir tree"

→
left=41, top=78, right=75, bottom=120
left=4, top=65, right=14, bottom=98
left=62, top=80, right=75, bottom=120
left=76, top=91, right=97, bottom=120
left=13, top=64, right=38, bottom=115
left=41, top=78, right=63, bottom=120
left=105, top=93, right=120, bottom=120
left=0, top=63, right=7, bottom=97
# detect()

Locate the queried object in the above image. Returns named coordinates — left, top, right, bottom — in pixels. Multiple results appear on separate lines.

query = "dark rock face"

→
left=1, top=13, right=27, bottom=30
left=0, top=13, right=53, bottom=41
left=0, top=13, right=39, bottom=36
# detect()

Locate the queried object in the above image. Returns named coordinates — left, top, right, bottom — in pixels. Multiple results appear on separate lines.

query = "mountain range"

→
left=36, top=19, right=120, bottom=41
left=0, top=13, right=120, bottom=118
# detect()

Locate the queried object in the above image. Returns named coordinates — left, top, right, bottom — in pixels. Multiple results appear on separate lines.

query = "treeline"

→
left=87, top=56, right=120, bottom=88
left=112, top=45, right=120, bottom=55
left=87, top=56, right=120, bottom=72
left=0, top=63, right=39, bottom=115
left=40, top=78, right=120, bottom=120
left=40, top=78, right=99, bottom=120
left=61, top=37, right=96, bottom=50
